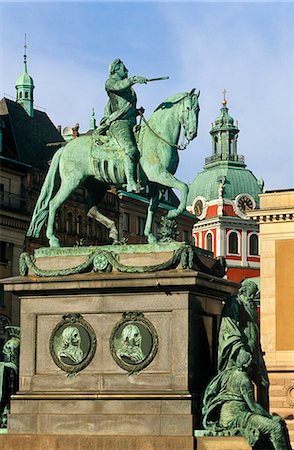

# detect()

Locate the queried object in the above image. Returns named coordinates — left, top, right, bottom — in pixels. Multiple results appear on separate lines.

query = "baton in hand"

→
left=146, top=76, right=169, bottom=82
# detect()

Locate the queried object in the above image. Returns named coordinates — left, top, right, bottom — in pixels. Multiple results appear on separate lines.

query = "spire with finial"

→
left=24, top=33, right=27, bottom=65
left=208, top=90, right=241, bottom=165
left=89, top=108, right=97, bottom=130
left=15, top=34, right=35, bottom=117
left=222, top=88, right=227, bottom=106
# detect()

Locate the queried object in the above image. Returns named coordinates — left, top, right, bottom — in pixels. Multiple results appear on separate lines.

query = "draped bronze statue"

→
left=201, top=281, right=291, bottom=450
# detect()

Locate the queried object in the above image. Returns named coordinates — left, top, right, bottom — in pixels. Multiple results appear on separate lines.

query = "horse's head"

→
left=179, top=89, right=200, bottom=142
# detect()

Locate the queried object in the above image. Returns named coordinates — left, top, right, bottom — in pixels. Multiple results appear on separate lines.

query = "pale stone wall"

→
left=256, top=191, right=294, bottom=368
left=248, top=190, right=294, bottom=445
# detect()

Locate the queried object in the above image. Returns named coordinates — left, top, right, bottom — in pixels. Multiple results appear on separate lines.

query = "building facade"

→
left=187, top=95, right=263, bottom=282
left=248, top=189, right=294, bottom=446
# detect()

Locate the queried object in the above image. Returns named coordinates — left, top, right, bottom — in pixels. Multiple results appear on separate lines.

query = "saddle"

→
left=93, top=123, right=141, bottom=149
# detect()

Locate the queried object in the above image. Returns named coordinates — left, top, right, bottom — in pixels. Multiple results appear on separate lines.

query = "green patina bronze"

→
left=109, top=312, right=159, bottom=375
left=26, top=59, right=200, bottom=247
left=49, top=314, right=96, bottom=377
left=0, top=327, right=20, bottom=428
left=200, top=281, right=291, bottom=449
left=157, top=217, right=179, bottom=243
left=217, top=279, right=269, bottom=411
left=19, top=242, right=225, bottom=278
left=202, top=350, right=291, bottom=449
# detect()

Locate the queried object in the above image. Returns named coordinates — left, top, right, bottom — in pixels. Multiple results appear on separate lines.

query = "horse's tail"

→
left=27, top=148, right=62, bottom=238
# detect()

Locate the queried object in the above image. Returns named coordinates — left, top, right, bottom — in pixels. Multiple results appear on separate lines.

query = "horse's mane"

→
left=138, top=92, right=190, bottom=147
left=154, top=92, right=188, bottom=112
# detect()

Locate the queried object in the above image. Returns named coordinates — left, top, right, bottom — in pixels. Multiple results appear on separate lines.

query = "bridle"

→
left=138, top=94, right=197, bottom=151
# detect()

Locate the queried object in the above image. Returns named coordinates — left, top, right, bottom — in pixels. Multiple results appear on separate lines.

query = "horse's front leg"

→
left=153, top=171, right=188, bottom=220
left=144, top=186, right=160, bottom=244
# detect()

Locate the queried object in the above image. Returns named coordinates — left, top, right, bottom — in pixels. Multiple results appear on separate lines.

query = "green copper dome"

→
left=187, top=95, right=263, bottom=206
left=16, top=62, right=34, bottom=88
left=15, top=53, right=35, bottom=118
left=214, top=104, right=234, bottom=128
left=187, top=160, right=262, bottom=205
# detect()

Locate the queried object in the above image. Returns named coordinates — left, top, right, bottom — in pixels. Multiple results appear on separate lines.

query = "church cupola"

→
left=15, top=36, right=34, bottom=118
left=209, top=90, right=240, bottom=164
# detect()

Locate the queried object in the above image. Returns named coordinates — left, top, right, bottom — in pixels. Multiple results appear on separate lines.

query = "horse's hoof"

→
left=167, top=210, right=178, bottom=219
left=147, top=235, right=157, bottom=244
left=49, top=238, right=60, bottom=248
left=109, top=233, right=119, bottom=241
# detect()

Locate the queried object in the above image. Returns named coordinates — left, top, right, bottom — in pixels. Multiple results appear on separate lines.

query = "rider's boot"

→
left=124, top=155, right=139, bottom=193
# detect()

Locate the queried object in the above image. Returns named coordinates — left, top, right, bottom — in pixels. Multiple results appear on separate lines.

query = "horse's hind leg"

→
left=144, top=186, right=161, bottom=244
left=87, top=206, right=119, bottom=244
left=46, top=180, right=80, bottom=247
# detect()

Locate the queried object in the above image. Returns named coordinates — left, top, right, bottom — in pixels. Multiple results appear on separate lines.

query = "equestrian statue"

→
left=27, top=59, right=200, bottom=247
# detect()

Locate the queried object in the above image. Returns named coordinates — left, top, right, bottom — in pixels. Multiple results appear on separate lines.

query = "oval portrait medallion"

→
left=49, top=313, right=96, bottom=375
left=110, top=311, right=159, bottom=374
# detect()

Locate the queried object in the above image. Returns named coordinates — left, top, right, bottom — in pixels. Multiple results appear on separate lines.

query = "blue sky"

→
left=0, top=1, right=293, bottom=191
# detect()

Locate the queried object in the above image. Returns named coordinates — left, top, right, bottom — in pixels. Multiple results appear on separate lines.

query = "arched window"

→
left=25, top=91, right=28, bottom=99
left=228, top=231, right=239, bottom=254
left=96, top=223, right=103, bottom=241
left=66, top=212, right=73, bottom=233
left=76, top=216, right=83, bottom=235
left=87, top=218, right=93, bottom=239
left=249, top=233, right=259, bottom=256
left=214, top=136, right=219, bottom=155
left=55, top=211, right=61, bottom=232
left=19, top=92, right=22, bottom=99
left=206, top=232, right=213, bottom=252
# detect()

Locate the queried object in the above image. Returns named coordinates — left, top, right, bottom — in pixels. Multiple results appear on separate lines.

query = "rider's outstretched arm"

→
left=106, top=76, right=147, bottom=92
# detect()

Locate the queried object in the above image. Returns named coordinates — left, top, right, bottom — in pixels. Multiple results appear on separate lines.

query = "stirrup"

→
left=124, top=182, right=141, bottom=194
left=94, top=134, right=108, bottom=146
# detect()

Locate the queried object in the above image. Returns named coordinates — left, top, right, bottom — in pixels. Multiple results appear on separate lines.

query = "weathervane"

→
left=222, top=88, right=227, bottom=106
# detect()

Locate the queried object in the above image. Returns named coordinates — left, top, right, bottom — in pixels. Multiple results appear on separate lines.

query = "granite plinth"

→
left=196, top=436, right=251, bottom=449
left=0, top=435, right=195, bottom=450
left=2, top=247, right=238, bottom=436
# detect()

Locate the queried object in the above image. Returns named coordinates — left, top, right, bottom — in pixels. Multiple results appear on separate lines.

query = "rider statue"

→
left=95, top=58, right=147, bottom=193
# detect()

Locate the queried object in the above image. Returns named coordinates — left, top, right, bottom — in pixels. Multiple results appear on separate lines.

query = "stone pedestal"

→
left=1, top=245, right=238, bottom=445
left=196, top=436, right=251, bottom=449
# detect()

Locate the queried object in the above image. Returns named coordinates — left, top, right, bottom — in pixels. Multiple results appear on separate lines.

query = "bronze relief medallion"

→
left=49, top=313, right=96, bottom=375
left=110, top=311, right=159, bottom=374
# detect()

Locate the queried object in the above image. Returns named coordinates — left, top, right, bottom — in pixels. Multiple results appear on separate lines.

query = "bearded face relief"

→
left=110, top=312, right=159, bottom=373
left=59, top=326, right=84, bottom=364
left=116, top=324, right=145, bottom=364
left=50, top=314, right=96, bottom=375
